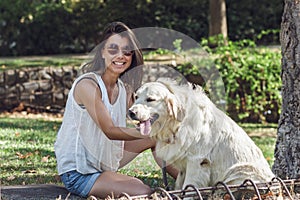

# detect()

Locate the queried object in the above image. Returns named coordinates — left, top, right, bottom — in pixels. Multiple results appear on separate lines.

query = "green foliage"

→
left=173, top=39, right=183, bottom=52
left=257, top=29, right=281, bottom=42
left=23, top=1, right=74, bottom=55
left=226, top=0, right=283, bottom=44
left=204, top=39, right=282, bottom=123
left=146, top=48, right=171, bottom=56
left=0, top=0, right=33, bottom=55
left=0, top=0, right=282, bottom=56
left=176, top=62, right=201, bottom=76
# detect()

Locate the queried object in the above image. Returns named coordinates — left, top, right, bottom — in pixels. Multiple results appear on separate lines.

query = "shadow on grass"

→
left=0, top=117, right=61, bottom=132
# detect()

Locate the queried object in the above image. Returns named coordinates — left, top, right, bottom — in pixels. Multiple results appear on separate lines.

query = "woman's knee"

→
left=118, top=176, right=152, bottom=196
left=133, top=181, right=152, bottom=195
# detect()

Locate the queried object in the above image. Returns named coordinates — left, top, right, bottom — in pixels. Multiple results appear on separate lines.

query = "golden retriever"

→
left=129, top=78, right=275, bottom=190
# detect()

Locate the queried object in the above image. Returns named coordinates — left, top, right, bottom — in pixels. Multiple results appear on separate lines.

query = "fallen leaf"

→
left=41, top=155, right=50, bottom=162
left=16, top=152, right=24, bottom=159
left=24, top=169, right=37, bottom=174
left=7, top=175, right=16, bottom=181
left=153, top=174, right=159, bottom=178
left=16, top=152, right=33, bottom=159
left=55, top=174, right=61, bottom=182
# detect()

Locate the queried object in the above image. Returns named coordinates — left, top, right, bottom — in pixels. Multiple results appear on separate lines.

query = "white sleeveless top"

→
left=54, top=72, right=126, bottom=175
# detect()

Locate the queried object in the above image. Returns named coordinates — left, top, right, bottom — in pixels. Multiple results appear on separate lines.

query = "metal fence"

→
left=117, top=178, right=300, bottom=200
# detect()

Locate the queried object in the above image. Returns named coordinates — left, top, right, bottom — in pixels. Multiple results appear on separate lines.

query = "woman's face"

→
left=102, top=34, right=133, bottom=76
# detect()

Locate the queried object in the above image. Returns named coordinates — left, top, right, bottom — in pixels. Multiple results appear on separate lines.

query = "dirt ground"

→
left=0, top=111, right=63, bottom=121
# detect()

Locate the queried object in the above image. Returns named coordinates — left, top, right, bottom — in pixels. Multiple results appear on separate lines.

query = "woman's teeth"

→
left=113, top=61, right=125, bottom=65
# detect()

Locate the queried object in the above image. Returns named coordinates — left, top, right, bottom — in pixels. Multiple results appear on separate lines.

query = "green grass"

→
left=239, top=123, right=277, bottom=166
left=0, top=116, right=277, bottom=189
left=0, top=54, right=86, bottom=71
left=0, top=117, right=61, bottom=186
left=251, top=137, right=277, bottom=166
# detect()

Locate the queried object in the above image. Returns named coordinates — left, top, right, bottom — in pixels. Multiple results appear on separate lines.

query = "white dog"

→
left=129, top=78, right=275, bottom=190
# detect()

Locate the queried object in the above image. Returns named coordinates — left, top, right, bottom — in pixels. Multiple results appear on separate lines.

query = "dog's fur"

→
left=129, top=78, right=275, bottom=189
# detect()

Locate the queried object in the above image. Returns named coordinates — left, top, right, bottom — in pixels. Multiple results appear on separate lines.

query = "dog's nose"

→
left=128, top=110, right=138, bottom=120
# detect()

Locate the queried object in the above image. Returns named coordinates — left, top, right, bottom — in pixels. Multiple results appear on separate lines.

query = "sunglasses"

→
left=105, top=43, right=134, bottom=57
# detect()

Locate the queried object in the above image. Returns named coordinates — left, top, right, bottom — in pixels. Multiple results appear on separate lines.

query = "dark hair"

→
left=81, top=21, right=144, bottom=91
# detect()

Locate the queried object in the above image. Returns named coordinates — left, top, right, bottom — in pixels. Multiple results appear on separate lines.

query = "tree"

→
left=208, top=0, right=228, bottom=44
left=272, top=0, right=300, bottom=180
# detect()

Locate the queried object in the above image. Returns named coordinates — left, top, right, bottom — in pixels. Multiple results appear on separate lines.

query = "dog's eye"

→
left=146, top=97, right=155, bottom=102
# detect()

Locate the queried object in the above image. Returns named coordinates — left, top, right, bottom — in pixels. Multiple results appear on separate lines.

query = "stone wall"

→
left=0, top=66, right=78, bottom=113
left=0, top=64, right=185, bottom=113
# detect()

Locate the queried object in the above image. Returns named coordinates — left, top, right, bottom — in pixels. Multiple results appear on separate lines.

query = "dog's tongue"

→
left=139, top=119, right=151, bottom=135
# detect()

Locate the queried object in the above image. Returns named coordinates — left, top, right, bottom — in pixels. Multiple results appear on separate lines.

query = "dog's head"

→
left=128, top=79, right=185, bottom=136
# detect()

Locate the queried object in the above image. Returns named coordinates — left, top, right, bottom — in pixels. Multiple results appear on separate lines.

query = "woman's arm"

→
left=74, top=78, right=145, bottom=140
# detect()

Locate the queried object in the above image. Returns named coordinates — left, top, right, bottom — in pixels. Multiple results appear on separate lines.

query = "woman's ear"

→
left=166, top=94, right=185, bottom=122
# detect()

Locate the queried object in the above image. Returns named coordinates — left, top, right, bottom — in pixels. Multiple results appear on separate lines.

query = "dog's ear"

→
left=166, top=94, right=185, bottom=122
left=158, top=79, right=185, bottom=121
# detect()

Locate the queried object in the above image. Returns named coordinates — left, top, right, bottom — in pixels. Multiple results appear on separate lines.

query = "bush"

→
left=203, top=39, right=282, bottom=123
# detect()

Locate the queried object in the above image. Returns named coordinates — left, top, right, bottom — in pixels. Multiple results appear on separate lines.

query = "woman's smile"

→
left=112, top=61, right=126, bottom=66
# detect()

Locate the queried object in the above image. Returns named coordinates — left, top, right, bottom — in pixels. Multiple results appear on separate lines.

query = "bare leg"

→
left=89, top=171, right=152, bottom=198
left=89, top=138, right=154, bottom=198
left=89, top=138, right=178, bottom=198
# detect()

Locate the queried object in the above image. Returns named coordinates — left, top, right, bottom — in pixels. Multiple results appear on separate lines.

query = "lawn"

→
left=0, top=54, right=87, bottom=71
left=0, top=114, right=277, bottom=190
left=0, top=116, right=61, bottom=186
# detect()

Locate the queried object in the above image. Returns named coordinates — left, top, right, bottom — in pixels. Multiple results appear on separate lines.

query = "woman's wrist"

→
left=119, top=127, right=149, bottom=140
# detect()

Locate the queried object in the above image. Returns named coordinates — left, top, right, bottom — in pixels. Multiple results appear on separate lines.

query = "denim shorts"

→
left=60, top=170, right=101, bottom=198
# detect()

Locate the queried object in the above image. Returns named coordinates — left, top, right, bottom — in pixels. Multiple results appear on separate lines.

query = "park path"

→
left=1, top=184, right=84, bottom=200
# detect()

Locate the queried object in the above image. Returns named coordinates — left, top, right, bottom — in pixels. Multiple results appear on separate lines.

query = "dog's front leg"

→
left=175, top=170, right=186, bottom=189
left=182, top=158, right=211, bottom=189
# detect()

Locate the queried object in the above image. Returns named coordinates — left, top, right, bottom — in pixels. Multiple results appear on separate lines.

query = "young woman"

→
left=54, top=22, right=177, bottom=199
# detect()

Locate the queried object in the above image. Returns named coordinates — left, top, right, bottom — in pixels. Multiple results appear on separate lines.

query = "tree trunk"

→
left=209, top=0, right=228, bottom=42
left=272, top=0, right=300, bottom=180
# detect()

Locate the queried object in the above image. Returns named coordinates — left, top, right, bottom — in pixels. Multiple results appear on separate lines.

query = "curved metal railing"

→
left=117, top=178, right=300, bottom=199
